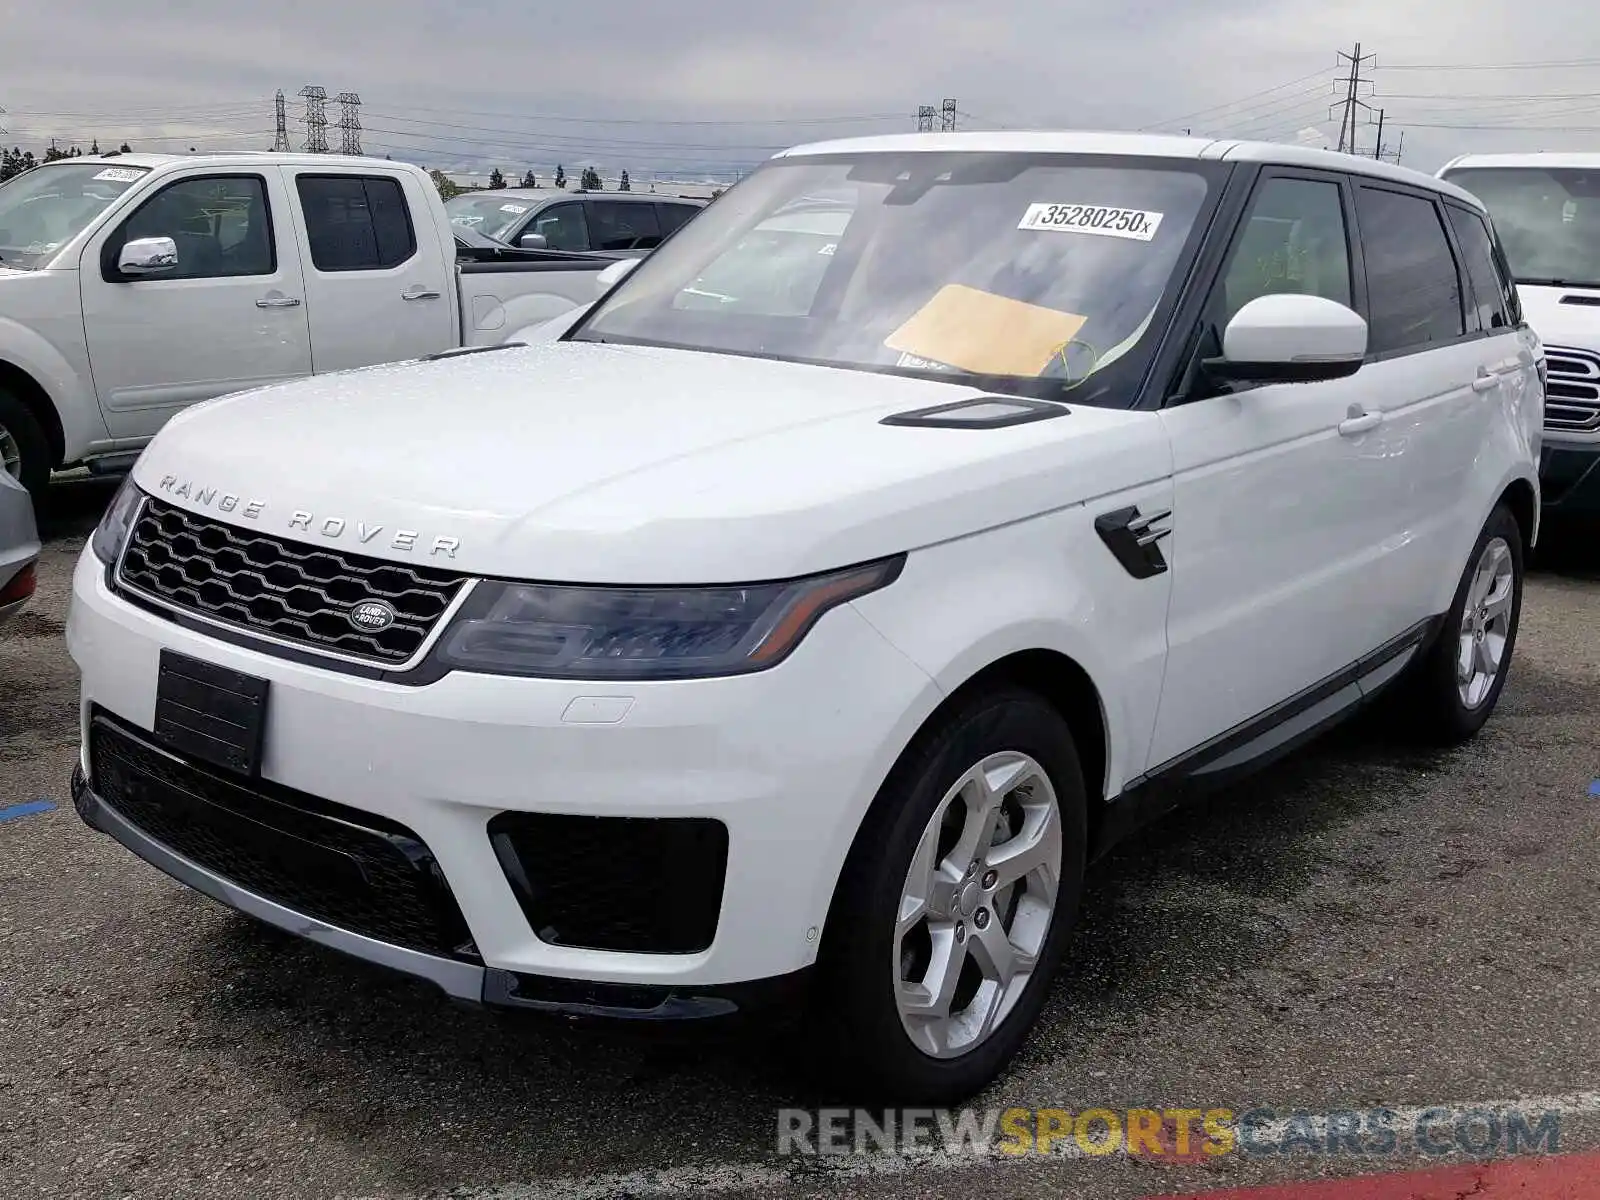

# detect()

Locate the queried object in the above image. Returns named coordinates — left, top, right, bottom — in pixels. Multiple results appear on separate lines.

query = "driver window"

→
left=532, top=203, right=588, bottom=251
left=115, top=175, right=274, bottom=280
left=1218, top=177, right=1351, bottom=326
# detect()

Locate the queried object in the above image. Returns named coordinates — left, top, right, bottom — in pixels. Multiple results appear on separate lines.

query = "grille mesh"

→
left=118, top=498, right=467, bottom=665
left=90, top=715, right=477, bottom=960
left=1545, top=347, right=1600, bottom=433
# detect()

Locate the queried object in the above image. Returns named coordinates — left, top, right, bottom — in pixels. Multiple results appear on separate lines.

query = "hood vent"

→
left=880, top=396, right=1069, bottom=429
left=1557, top=294, right=1600, bottom=307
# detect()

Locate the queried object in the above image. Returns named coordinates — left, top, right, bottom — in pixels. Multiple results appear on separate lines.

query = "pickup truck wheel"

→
left=813, top=688, right=1086, bottom=1104
left=1393, top=502, right=1524, bottom=745
left=0, top=390, right=52, bottom=504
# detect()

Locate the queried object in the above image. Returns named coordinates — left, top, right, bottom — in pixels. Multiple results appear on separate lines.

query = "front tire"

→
left=1397, top=502, right=1524, bottom=744
left=813, top=687, right=1087, bottom=1104
left=0, top=388, right=52, bottom=505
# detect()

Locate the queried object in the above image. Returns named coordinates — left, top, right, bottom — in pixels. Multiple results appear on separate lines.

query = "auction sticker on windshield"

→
left=93, top=168, right=145, bottom=183
left=1018, top=203, right=1164, bottom=242
left=500, top=204, right=528, bottom=213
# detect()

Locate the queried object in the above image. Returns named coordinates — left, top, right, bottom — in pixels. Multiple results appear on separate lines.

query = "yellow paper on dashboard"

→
left=885, top=284, right=1088, bottom=376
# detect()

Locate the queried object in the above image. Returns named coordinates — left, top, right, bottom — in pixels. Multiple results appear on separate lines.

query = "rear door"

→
left=287, top=168, right=456, bottom=371
left=80, top=168, right=312, bottom=440
left=1341, top=181, right=1485, bottom=637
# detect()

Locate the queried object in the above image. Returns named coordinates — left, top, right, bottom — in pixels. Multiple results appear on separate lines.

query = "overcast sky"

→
left=4, top=0, right=1600, bottom=180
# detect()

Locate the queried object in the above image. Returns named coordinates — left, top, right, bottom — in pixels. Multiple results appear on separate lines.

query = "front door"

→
left=1148, top=168, right=1391, bottom=768
left=80, top=169, right=312, bottom=441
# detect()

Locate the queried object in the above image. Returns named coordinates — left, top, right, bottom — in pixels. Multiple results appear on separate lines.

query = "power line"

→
left=916, top=105, right=935, bottom=132
left=1142, top=66, right=1338, bottom=130
left=1379, top=57, right=1600, bottom=71
left=941, top=99, right=957, bottom=133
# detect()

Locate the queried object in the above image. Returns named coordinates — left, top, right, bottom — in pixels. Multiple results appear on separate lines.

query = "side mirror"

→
left=118, top=236, right=179, bottom=276
left=1205, top=293, right=1367, bottom=384
left=518, top=232, right=548, bottom=250
left=595, top=257, right=640, bottom=294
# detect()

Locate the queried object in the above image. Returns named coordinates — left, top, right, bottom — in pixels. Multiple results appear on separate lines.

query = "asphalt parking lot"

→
left=3, top=478, right=1599, bottom=1200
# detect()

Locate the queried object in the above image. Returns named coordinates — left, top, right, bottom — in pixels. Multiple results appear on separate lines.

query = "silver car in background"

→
left=0, top=467, right=40, bottom=624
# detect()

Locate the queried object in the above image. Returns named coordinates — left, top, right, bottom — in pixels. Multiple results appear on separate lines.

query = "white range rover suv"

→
left=66, top=132, right=1543, bottom=1103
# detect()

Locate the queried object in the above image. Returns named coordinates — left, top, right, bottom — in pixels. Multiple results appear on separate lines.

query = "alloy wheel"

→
left=1457, top=534, right=1515, bottom=710
left=893, top=751, right=1063, bottom=1059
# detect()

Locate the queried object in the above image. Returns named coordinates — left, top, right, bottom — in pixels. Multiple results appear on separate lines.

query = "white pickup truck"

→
left=0, top=152, right=617, bottom=499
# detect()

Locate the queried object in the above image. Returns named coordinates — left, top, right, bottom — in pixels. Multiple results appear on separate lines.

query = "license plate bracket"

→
left=153, top=649, right=270, bottom=777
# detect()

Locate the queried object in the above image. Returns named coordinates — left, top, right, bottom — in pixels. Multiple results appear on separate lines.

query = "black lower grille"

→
left=89, top=714, right=476, bottom=960
left=117, top=497, right=468, bottom=665
left=488, top=812, right=728, bottom=954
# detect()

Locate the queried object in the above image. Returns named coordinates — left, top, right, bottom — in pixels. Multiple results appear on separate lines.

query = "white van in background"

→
left=1439, top=153, right=1600, bottom=521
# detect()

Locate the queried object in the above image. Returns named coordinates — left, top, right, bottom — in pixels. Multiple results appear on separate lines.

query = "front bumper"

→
left=69, top=761, right=809, bottom=1018
left=67, top=546, right=941, bottom=1003
left=1540, top=444, right=1600, bottom=516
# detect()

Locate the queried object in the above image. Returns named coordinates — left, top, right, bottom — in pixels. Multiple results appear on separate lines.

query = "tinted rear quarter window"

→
left=1444, top=204, right=1514, bottom=332
left=296, top=174, right=417, bottom=271
left=588, top=200, right=662, bottom=251
left=656, top=203, right=699, bottom=236
left=1354, top=185, right=1465, bottom=356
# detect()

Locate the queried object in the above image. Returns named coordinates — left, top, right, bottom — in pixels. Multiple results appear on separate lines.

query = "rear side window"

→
left=1354, top=186, right=1465, bottom=355
left=1444, top=205, right=1515, bottom=332
left=656, top=203, right=699, bottom=236
left=296, top=175, right=417, bottom=272
left=588, top=200, right=662, bottom=251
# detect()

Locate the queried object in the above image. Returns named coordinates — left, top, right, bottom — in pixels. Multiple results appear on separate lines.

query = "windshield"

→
left=1442, top=166, right=1600, bottom=288
left=569, top=152, right=1223, bottom=405
left=0, top=162, right=150, bottom=269
left=444, top=193, right=533, bottom=242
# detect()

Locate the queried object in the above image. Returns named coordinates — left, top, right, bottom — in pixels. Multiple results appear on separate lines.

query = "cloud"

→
left=3, top=0, right=1599, bottom=178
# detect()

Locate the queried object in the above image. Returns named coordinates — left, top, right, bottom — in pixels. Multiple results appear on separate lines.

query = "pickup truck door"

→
left=79, top=167, right=313, bottom=441
left=282, top=166, right=457, bottom=371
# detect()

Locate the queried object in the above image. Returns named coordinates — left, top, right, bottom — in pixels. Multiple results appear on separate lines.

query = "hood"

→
left=1517, top=284, right=1600, bottom=350
left=133, top=340, right=1160, bottom=583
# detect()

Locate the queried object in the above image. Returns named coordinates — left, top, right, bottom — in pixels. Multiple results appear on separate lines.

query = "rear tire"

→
left=1394, top=502, right=1524, bottom=745
left=811, top=687, right=1087, bottom=1104
left=0, top=388, right=52, bottom=506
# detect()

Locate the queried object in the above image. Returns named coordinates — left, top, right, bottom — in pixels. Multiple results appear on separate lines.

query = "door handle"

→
left=255, top=295, right=302, bottom=308
left=402, top=287, right=442, bottom=301
left=1471, top=368, right=1500, bottom=393
left=1338, top=405, right=1383, bottom=437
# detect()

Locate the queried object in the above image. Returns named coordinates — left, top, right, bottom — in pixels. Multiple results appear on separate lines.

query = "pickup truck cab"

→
left=0, top=152, right=619, bottom=499
left=1439, top=153, right=1600, bottom=520
left=69, top=132, right=1541, bottom=1103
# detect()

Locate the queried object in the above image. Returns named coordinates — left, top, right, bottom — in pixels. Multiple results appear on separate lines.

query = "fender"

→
left=0, top=312, right=110, bottom=465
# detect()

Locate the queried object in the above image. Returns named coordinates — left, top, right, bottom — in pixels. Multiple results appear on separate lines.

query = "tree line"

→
left=2, top=140, right=135, bottom=182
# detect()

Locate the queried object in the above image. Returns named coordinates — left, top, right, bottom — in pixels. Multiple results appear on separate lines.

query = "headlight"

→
left=90, top=477, right=144, bottom=565
left=433, top=556, right=904, bottom=680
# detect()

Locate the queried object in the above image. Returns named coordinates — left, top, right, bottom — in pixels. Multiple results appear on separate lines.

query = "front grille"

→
left=488, top=812, right=729, bottom=954
left=90, top=714, right=477, bottom=960
left=117, top=498, right=468, bottom=666
left=1544, top=347, right=1600, bottom=432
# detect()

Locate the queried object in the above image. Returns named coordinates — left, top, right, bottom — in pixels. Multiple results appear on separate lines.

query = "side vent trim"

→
left=1095, top=505, right=1173, bottom=579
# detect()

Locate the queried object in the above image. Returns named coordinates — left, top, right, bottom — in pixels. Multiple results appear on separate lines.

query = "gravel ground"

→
left=2, top=479, right=1598, bottom=1200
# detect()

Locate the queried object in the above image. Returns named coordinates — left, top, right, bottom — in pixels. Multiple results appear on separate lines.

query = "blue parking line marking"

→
left=1590, top=779, right=1600, bottom=797
left=0, top=800, right=56, bottom=823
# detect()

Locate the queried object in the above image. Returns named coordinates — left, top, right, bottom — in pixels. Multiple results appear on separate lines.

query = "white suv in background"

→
left=67, top=132, right=1542, bottom=1103
left=1439, top=152, right=1600, bottom=522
